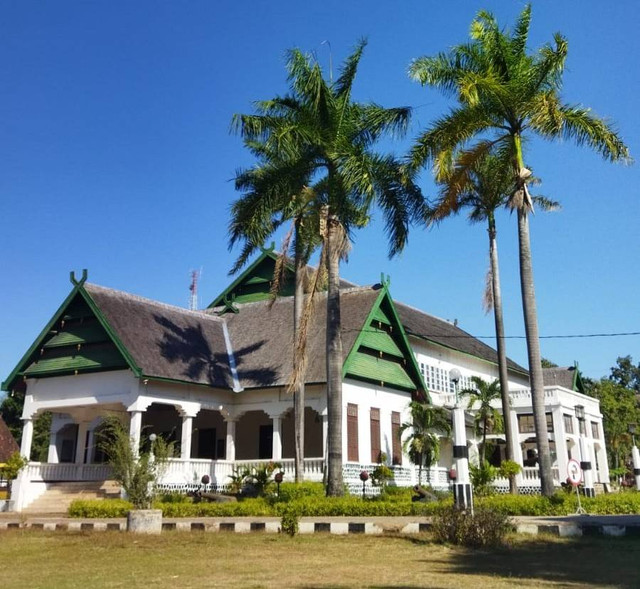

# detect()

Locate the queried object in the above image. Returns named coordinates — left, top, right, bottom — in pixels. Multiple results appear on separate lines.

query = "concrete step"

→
left=24, top=480, right=121, bottom=514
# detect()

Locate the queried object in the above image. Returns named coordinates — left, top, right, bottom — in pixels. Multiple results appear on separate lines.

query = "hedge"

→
left=68, top=489, right=640, bottom=519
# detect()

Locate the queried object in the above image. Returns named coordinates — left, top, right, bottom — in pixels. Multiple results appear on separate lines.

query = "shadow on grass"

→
left=426, top=535, right=640, bottom=589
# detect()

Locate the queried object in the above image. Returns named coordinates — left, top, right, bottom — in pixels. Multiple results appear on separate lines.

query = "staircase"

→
left=23, top=480, right=121, bottom=514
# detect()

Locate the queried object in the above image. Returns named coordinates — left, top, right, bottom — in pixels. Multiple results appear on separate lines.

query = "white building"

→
left=3, top=253, right=609, bottom=510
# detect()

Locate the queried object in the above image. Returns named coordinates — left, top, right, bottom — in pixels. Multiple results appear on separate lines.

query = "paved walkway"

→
left=1, top=513, right=640, bottom=536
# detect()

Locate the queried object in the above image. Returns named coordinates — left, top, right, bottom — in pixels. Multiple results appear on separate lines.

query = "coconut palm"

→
left=460, top=377, right=503, bottom=465
left=232, top=40, right=425, bottom=496
left=408, top=5, right=629, bottom=495
left=229, top=156, right=322, bottom=483
left=399, top=401, right=451, bottom=485
left=431, top=153, right=558, bottom=492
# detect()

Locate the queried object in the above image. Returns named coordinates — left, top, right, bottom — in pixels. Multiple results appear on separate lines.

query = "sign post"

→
left=567, top=458, right=587, bottom=515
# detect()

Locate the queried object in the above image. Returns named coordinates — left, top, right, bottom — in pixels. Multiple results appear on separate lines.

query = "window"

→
left=418, top=362, right=476, bottom=394
left=391, top=411, right=402, bottom=465
left=563, top=414, right=574, bottom=434
left=518, top=413, right=553, bottom=434
left=591, top=422, right=599, bottom=439
left=370, top=408, right=381, bottom=463
left=347, top=404, right=359, bottom=462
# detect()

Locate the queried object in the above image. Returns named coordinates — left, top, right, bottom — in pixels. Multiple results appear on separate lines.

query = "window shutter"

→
left=347, top=403, right=359, bottom=462
left=370, top=408, right=381, bottom=463
left=391, top=411, right=401, bottom=465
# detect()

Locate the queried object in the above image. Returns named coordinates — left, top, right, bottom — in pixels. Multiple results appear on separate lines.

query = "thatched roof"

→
left=85, top=284, right=235, bottom=389
left=542, top=366, right=579, bottom=391
left=222, top=287, right=380, bottom=389
left=0, top=416, right=19, bottom=463
left=396, top=302, right=528, bottom=375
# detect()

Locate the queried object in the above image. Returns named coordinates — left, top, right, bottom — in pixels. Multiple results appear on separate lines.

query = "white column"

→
left=271, top=414, right=282, bottom=460
left=597, top=443, right=610, bottom=484
left=509, top=410, right=524, bottom=486
left=632, top=445, right=640, bottom=491
left=322, top=412, right=329, bottom=458
left=180, top=415, right=194, bottom=460
left=129, top=410, right=143, bottom=457
left=552, top=408, right=568, bottom=483
left=225, top=419, right=237, bottom=462
left=75, top=422, right=90, bottom=464
left=47, top=421, right=59, bottom=464
left=20, top=418, right=34, bottom=460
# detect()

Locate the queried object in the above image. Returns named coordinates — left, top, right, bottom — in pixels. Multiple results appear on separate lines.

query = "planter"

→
left=126, top=509, right=162, bottom=534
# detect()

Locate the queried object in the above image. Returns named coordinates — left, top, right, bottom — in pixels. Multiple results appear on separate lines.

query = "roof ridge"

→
left=394, top=300, right=470, bottom=333
left=85, top=283, right=225, bottom=323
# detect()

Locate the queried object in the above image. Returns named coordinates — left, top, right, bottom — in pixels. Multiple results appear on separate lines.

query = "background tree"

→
left=233, top=40, right=424, bottom=495
left=408, top=5, right=629, bottom=495
left=0, top=391, right=51, bottom=462
left=399, top=401, right=451, bottom=485
left=609, top=356, right=640, bottom=393
left=460, top=376, right=503, bottom=465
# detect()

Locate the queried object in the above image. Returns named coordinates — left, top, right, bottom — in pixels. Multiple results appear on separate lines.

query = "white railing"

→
left=25, top=462, right=112, bottom=482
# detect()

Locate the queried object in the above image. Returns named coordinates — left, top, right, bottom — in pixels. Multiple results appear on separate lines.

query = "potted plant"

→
left=97, top=416, right=171, bottom=534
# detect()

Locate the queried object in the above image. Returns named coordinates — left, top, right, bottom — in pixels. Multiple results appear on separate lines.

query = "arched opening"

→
left=92, top=420, right=111, bottom=464
left=142, top=403, right=182, bottom=452
left=281, top=407, right=323, bottom=459
left=192, top=409, right=226, bottom=459
left=236, top=410, right=271, bottom=460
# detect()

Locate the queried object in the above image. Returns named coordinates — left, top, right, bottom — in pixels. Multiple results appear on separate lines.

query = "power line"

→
left=351, top=328, right=640, bottom=340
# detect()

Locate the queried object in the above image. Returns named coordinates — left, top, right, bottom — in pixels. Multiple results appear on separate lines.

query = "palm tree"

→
left=229, top=157, right=321, bottom=483
left=431, top=153, right=558, bottom=493
left=399, top=401, right=451, bottom=486
left=460, top=377, right=503, bottom=465
left=408, top=5, right=629, bottom=495
left=233, top=40, right=424, bottom=496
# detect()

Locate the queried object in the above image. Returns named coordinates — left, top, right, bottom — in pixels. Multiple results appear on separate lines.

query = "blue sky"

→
left=1, top=1, right=638, bottom=391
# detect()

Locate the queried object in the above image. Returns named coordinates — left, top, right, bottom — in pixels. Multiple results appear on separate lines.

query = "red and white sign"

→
left=567, top=459, right=583, bottom=486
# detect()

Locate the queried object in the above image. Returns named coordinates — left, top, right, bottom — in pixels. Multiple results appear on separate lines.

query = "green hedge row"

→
left=68, top=489, right=640, bottom=519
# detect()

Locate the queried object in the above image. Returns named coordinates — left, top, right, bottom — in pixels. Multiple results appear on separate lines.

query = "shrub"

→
left=269, top=481, right=325, bottom=503
left=497, top=460, right=522, bottom=479
left=470, top=461, right=497, bottom=496
left=0, top=452, right=27, bottom=495
left=69, top=499, right=132, bottom=518
left=157, top=492, right=191, bottom=503
left=431, top=505, right=511, bottom=548
left=280, top=505, right=300, bottom=536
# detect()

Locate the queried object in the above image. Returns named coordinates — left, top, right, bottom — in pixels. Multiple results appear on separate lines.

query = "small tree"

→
left=1, top=451, right=27, bottom=496
left=460, top=377, right=503, bottom=464
left=97, top=417, right=171, bottom=510
left=400, top=401, right=451, bottom=485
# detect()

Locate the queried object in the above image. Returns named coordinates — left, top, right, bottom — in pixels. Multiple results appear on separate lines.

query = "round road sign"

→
left=567, top=459, right=582, bottom=486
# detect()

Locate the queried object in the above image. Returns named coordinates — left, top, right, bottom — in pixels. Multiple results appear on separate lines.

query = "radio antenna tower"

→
left=189, top=269, right=201, bottom=311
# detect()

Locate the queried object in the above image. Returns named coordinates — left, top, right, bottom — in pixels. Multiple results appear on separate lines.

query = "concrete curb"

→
left=1, top=516, right=640, bottom=536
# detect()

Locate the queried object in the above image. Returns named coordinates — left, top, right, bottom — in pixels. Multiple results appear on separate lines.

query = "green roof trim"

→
left=1, top=279, right=141, bottom=391
left=343, top=285, right=430, bottom=401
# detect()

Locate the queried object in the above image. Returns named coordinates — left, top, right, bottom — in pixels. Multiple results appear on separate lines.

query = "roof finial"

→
left=261, top=241, right=276, bottom=254
left=70, top=269, right=88, bottom=286
left=380, top=272, right=391, bottom=288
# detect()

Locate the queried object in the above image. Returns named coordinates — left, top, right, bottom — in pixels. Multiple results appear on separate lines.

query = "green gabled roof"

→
left=343, top=284, right=429, bottom=400
left=208, top=249, right=288, bottom=310
left=2, top=274, right=141, bottom=392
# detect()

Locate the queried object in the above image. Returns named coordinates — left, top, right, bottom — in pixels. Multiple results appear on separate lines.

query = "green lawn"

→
left=1, top=530, right=639, bottom=588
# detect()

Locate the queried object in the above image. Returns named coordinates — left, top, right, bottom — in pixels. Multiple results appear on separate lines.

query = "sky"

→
left=1, top=1, right=638, bottom=393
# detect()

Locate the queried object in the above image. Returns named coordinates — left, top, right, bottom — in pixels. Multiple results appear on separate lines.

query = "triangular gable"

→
left=208, top=249, right=294, bottom=310
left=343, top=285, right=430, bottom=401
left=2, top=274, right=141, bottom=392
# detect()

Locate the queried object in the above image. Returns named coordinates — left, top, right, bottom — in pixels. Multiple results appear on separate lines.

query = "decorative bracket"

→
left=70, top=269, right=88, bottom=286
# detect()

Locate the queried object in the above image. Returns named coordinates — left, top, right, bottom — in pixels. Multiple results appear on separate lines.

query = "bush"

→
left=280, top=505, right=300, bottom=536
left=69, top=499, right=132, bottom=518
left=269, top=481, right=325, bottom=503
left=431, top=505, right=511, bottom=548
left=157, top=492, right=191, bottom=503
left=470, top=461, right=498, bottom=496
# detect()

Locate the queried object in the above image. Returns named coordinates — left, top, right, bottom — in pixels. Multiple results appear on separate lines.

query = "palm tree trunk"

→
left=325, top=214, right=344, bottom=496
left=517, top=207, right=554, bottom=496
left=293, top=222, right=306, bottom=483
left=488, top=215, right=518, bottom=494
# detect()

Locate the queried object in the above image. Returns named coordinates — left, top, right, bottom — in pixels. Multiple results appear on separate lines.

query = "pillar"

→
left=452, top=404, right=473, bottom=513
left=509, top=409, right=524, bottom=486
left=322, top=412, right=329, bottom=458
left=579, top=436, right=595, bottom=497
left=20, top=418, right=34, bottom=460
left=632, top=445, right=640, bottom=491
left=75, top=422, right=90, bottom=465
left=180, top=415, right=194, bottom=460
left=225, top=419, right=237, bottom=462
left=552, top=408, right=568, bottom=483
left=271, top=414, right=282, bottom=460
left=129, top=410, right=143, bottom=457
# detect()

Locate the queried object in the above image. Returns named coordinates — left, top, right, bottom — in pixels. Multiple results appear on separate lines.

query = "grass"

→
left=1, top=530, right=639, bottom=588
